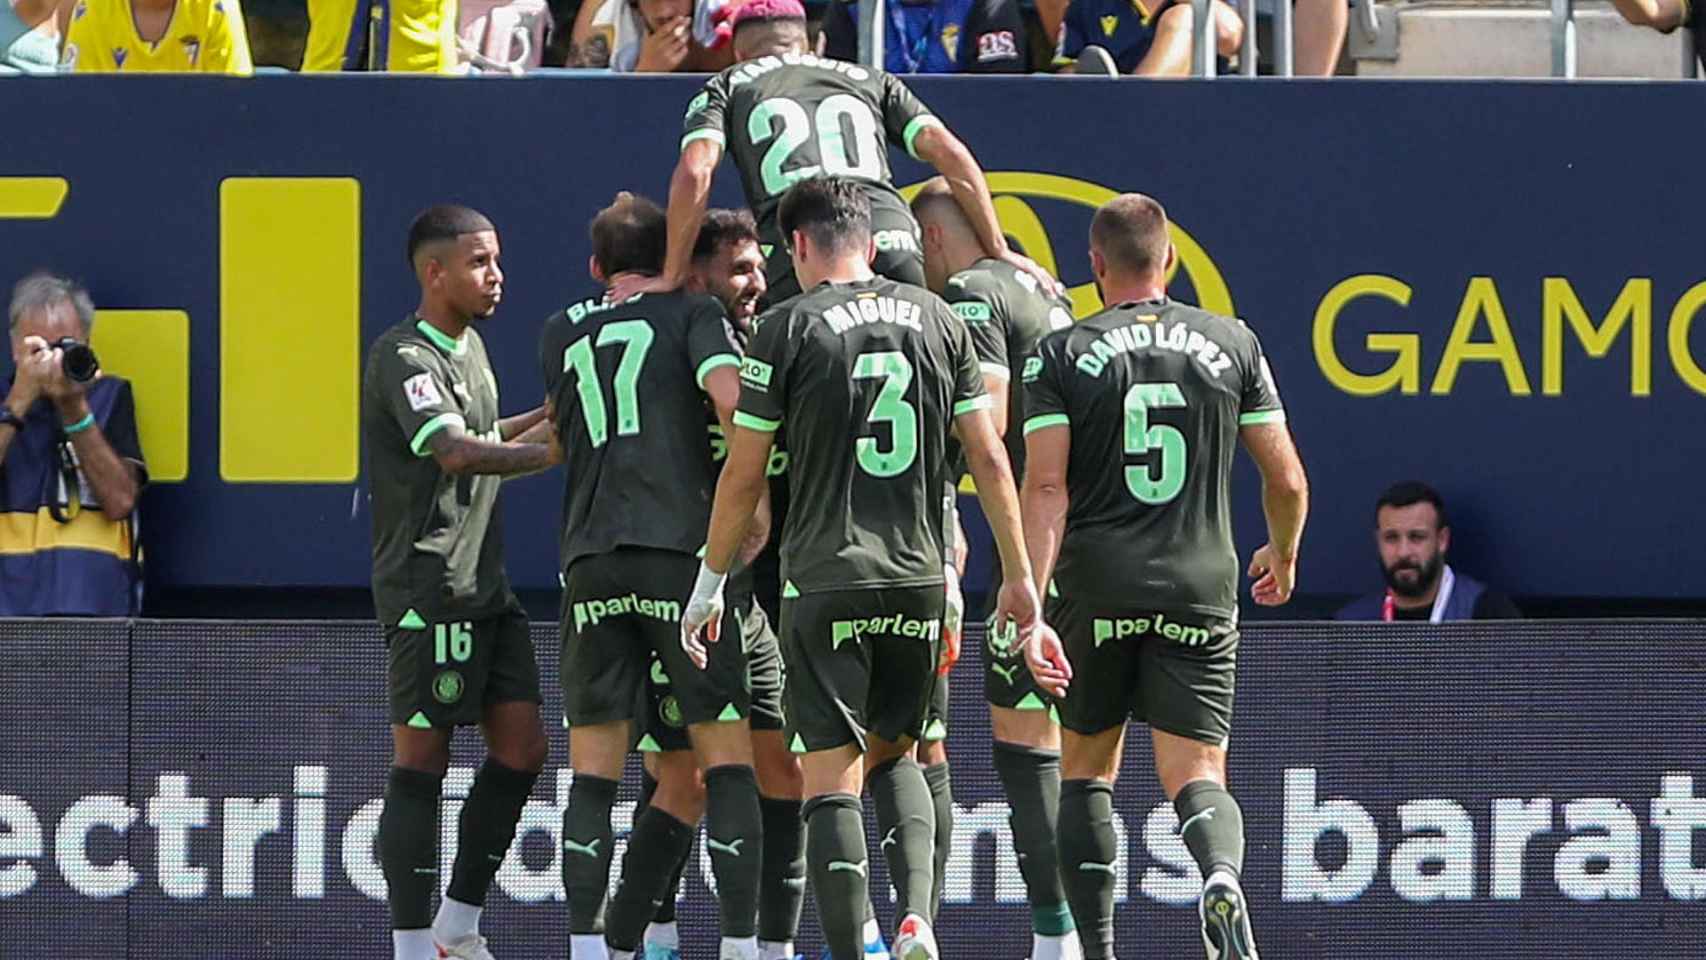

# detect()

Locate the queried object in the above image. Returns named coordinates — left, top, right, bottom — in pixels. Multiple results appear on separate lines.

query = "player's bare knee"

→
left=652, top=752, right=708, bottom=821
left=991, top=706, right=1060, bottom=750
left=689, top=719, right=755, bottom=769
left=915, top=737, right=948, bottom=767
left=1152, top=738, right=1226, bottom=799
left=391, top=727, right=452, bottom=774
left=568, top=722, right=630, bottom=780
left=752, top=732, right=804, bottom=800
left=1060, top=727, right=1123, bottom=782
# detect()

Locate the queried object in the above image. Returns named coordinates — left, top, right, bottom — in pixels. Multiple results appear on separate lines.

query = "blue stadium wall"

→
left=5, top=619, right=1706, bottom=957
left=3, top=77, right=1704, bottom=604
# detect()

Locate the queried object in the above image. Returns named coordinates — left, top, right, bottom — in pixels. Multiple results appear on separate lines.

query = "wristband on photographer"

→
left=63, top=412, right=96, bottom=436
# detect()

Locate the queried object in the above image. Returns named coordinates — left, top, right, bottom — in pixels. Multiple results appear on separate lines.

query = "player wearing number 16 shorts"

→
left=607, top=0, right=1058, bottom=312
left=1019, top=194, right=1309, bottom=960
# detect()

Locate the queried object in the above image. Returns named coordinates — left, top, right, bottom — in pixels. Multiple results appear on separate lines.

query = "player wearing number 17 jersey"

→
left=608, top=0, right=1057, bottom=310
left=542, top=194, right=766, bottom=960
left=1020, top=195, right=1309, bottom=960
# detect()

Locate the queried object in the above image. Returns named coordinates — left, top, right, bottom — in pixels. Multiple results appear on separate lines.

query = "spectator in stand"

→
left=62, top=0, right=252, bottom=72
left=0, top=273, right=145, bottom=616
left=1047, top=0, right=1242, bottom=76
left=2, top=0, right=59, bottom=72
left=1336, top=482, right=1521, bottom=623
left=819, top=0, right=1028, bottom=74
left=1609, top=0, right=1703, bottom=72
left=566, top=0, right=736, bottom=70
left=303, top=0, right=457, bottom=71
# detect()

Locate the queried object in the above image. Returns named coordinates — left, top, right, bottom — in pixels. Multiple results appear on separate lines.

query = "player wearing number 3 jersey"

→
left=679, top=178, right=1043, bottom=960
left=1019, top=194, right=1309, bottom=960
left=608, top=0, right=1057, bottom=311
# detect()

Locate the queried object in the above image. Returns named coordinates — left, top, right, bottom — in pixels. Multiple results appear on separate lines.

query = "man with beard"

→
left=614, top=208, right=817, bottom=960
left=1336, top=482, right=1520, bottom=622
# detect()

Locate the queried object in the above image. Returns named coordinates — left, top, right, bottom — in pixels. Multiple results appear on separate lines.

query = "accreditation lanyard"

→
left=1382, top=565, right=1456, bottom=624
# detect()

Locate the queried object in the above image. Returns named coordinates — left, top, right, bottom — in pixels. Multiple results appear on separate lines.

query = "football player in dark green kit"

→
left=362, top=205, right=558, bottom=960
left=541, top=194, right=766, bottom=960
left=608, top=0, right=1055, bottom=311
left=1020, top=195, right=1308, bottom=960
left=678, top=177, right=1043, bottom=960
left=913, top=178, right=1083, bottom=960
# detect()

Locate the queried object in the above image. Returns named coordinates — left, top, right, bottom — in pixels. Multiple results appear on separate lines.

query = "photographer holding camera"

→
left=1, top=272, right=145, bottom=616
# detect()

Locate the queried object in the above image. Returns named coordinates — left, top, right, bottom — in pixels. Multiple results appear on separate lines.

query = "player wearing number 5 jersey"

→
left=678, top=178, right=1043, bottom=960
left=542, top=193, right=768, bottom=960
left=608, top=0, right=1057, bottom=310
left=1019, top=195, right=1308, bottom=960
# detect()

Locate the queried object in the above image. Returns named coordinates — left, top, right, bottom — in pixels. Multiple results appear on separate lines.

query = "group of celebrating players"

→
left=359, top=1, right=1310, bottom=960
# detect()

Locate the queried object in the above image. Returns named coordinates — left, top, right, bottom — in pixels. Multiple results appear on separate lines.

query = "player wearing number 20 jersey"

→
left=682, top=51, right=940, bottom=304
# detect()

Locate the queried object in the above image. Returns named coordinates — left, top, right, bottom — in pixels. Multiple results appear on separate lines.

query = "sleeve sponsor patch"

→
left=740, top=356, right=774, bottom=389
left=1021, top=355, right=1044, bottom=383
left=953, top=302, right=992, bottom=324
left=403, top=372, right=443, bottom=412
left=685, top=90, right=709, bottom=119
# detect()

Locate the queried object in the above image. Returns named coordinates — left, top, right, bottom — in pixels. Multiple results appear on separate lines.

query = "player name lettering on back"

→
left=825, top=295, right=924, bottom=336
left=727, top=52, right=872, bottom=87
left=1074, top=319, right=1235, bottom=379
left=564, top=297, right=624, bottom=325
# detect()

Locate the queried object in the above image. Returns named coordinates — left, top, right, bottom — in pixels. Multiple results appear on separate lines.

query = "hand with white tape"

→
left=680, top=561, right=727, bottom=670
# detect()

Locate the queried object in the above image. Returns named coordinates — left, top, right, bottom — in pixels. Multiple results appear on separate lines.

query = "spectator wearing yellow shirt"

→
left=302, top=0, right=461, bottom=72
left=61, top=0, right=253, bottom=72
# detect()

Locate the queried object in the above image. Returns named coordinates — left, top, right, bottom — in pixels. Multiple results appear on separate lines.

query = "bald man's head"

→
left=1089, top=193, right=1170, bottom=280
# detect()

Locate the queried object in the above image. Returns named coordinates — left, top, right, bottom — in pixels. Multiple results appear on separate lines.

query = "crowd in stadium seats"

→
left=1, top=0, right=1356, bottom=75
left=6, top=0, right=1702, bottom=76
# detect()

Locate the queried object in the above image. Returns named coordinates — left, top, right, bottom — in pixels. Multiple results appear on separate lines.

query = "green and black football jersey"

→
left=681, top=53, right=942, bottom=252
left=540, top=291, right=741, bottom=572
left=363, top=316, right=515, bottom=628
left=735, top=277, right=989, bottom=594
left=943, top=256, right=1076, bottom=476
left=1022, top=298, right=1285, bottom=621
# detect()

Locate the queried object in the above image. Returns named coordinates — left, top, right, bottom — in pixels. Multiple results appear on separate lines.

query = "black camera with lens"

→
left=50, top=338, right=100, bottom=384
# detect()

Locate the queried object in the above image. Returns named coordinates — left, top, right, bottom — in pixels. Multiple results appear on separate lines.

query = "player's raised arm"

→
left=424, top=420, right=558, bottom=476
left=909, top=123, right=1060, bottom=296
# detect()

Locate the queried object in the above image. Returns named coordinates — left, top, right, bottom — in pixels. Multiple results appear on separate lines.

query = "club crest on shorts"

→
left=433, top=669, right=465, bottom=704
left=660, top=695, right=685, bottom=728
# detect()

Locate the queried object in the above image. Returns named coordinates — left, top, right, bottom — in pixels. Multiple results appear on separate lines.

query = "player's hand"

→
left=999, top=250, right=1063, bottom=298
left=680, top=562, right=729, bottom=669
left=635, top=15, right=691, bottom=73
left=1248, top=543, right=1296, bottom=607
left=939, top=564, right=963, bottom=675
left=991, top=576, right=1042, bottom=647
left=606, top=272, right=679, bottom=305
left=1024, top=622, right=1072, bottom=698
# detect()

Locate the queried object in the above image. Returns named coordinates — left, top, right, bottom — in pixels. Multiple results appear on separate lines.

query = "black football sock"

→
left=1058, top=779, right=1117, bottom=959
left=921, top=760, right=953, bottom=920
left=562, top=773, right=619, bottom=934
left=379, top=766, right=444, bottom=931
left=805, top=793, right=869, bottom=960
left=867, top=756, right=936, bottom=922
left=446, top=757, right=537, bottom=908
left=705, top=764, right=764, bottom=938
left=1174, top=779, right=1246, bottom=880
left=992, top=741, right=1073, bottom=935
left=605, top=806, right=696, bottom=951
left=654, top=833, right=690, bottom=925
left=758, top=796, right=806, bottom=944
